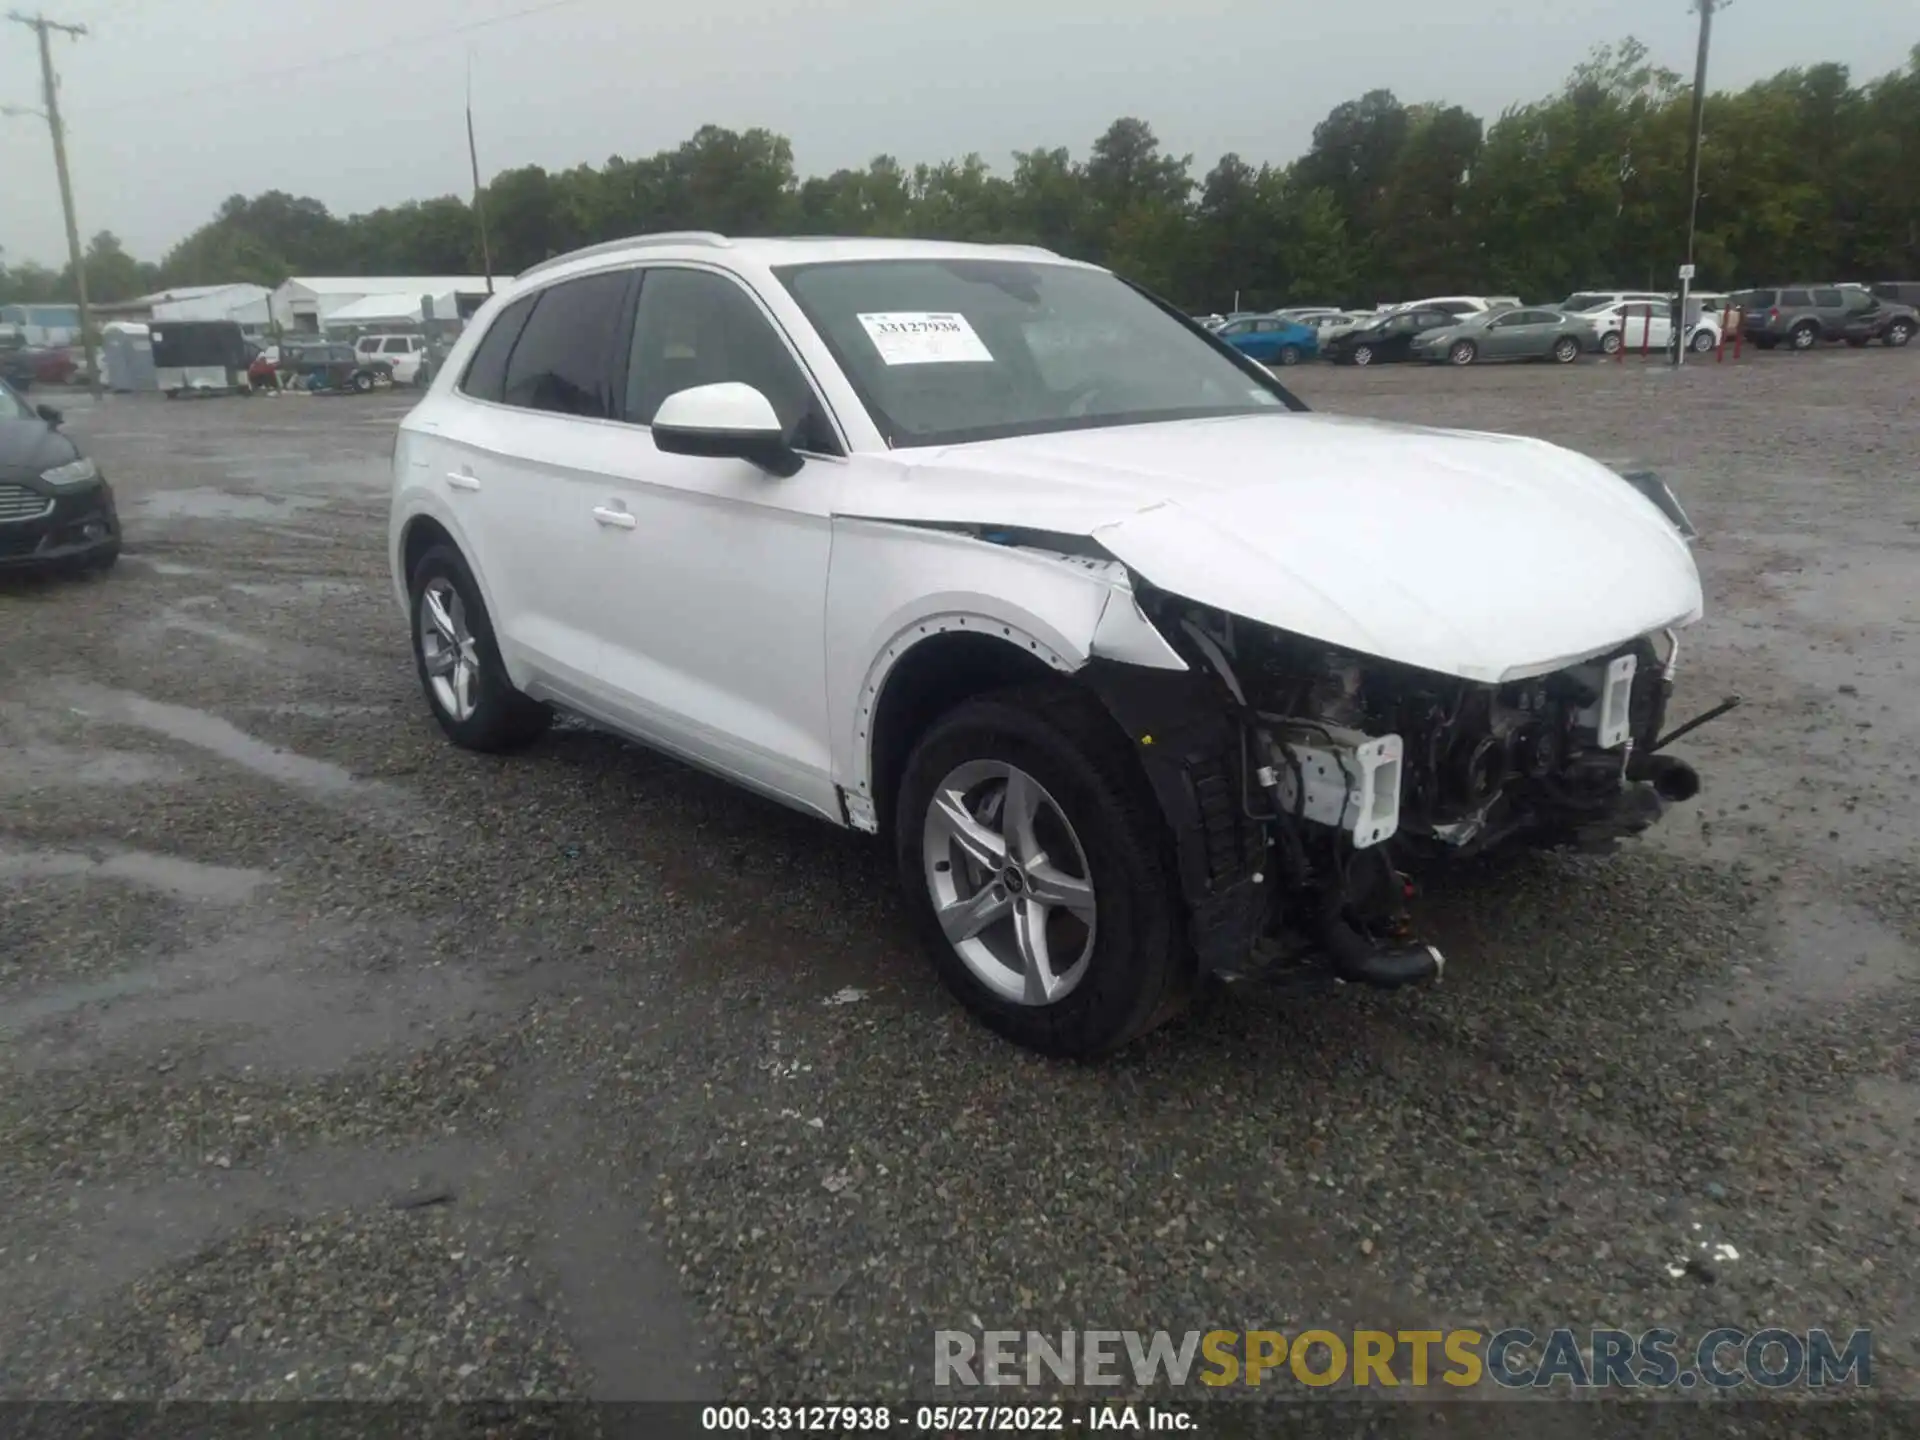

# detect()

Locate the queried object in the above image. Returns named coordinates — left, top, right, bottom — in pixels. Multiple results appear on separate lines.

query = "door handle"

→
left=446, top=472, right=481, bottom=492
left=592, top=505, right=637, bottom=530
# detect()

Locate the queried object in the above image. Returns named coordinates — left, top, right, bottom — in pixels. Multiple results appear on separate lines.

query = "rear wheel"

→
left=895, top=686, right=1187, bottom=1057
left=1551, top=335, right=1580, bottom=363
left=351, top=370, right=375, bottom=393
left=1275, top=345, right=1301, bottom=367
left=1600, top=331, right=1623, bottom=355
left=1351, top=344, right=1374, bottom=367
left=408, top=543, right=551, bottom=752
left=1886, top=319, right=1914, bottom=347
left=1689, top=328, right=1716, bottom=353
left=1789, top=323, right=1818, bottom=351
left=1448, top=340, right=1477, bottom=366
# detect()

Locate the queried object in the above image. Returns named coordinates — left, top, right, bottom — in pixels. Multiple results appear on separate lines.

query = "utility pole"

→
left=1673, top=0, right=1720, bottom=369
left=466, top=52, right=494, bottom=295
left=8, top=11, right=100, bottom=398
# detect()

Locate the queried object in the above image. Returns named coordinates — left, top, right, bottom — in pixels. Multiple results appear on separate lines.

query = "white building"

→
left=271, top=276, right=495, bottom=334
left=96, top=284, right=274, bottom=336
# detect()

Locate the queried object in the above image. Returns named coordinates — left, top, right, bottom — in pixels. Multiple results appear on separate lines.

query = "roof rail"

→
left=515, top=231, right=731, bottom=283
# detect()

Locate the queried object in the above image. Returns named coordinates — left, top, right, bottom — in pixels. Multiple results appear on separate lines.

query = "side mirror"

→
left=36, top=403, right=63, bottom=428
left=650, top=382, right=801, bottom=477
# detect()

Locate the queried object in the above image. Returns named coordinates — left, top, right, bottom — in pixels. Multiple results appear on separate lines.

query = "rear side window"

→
left=460, top=295, right=536, bottom=403
left=502, top=271, right=633, bottom=418
left=1811, top=288, right=1844, bottom=307
left=1780, top=289, right=1813, bottom=307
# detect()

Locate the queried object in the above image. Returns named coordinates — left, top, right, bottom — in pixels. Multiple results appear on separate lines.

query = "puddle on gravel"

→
left=225, top=579, right=361, bottom=601
left=120, top=556, right=214, bottom=577
left=0, top=845, right=268, bottom=905
left=53, top=682, right=384, bottom=805
left=132, top=489, right=331, bottom=522
left=1685, top=890, right=1918, bottom=1029
left=0, top=743, right=188, bottom=792
left=3, top=918, right=504, bottom=1076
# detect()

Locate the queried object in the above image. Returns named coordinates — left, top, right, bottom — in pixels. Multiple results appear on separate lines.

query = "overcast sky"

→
left=2, top=0, right=1913, bottom=267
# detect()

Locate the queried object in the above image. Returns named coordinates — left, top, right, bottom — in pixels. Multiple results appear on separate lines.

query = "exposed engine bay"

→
left=1084, top=588, right=1731, bottom=994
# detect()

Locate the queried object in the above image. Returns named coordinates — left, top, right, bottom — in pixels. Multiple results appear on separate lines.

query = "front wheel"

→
left=409, top=543, right=551, bottom=752
left=1448, top=340, right=1477, bottom=366
left=1551, top=335, right=1580, bottom=363
left=895, top=686, right=1187, bottom=1057
left=1351, top=344, right=1374, bottom=367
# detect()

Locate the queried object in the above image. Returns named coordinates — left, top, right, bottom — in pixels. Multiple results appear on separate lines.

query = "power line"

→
left=84, top=0, right=599, bottom=115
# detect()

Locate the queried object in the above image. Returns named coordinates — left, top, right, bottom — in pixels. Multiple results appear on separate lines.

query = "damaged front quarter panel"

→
left=825, top=516, right=1186, bottom=831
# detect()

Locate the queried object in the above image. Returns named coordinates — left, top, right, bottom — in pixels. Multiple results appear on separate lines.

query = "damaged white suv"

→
left=389, top=234, right=1713, bottom=1056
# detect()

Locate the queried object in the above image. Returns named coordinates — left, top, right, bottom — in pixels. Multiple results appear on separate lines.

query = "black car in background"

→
left=1320, top=307, right=1458, bottom=365
left=0, top=380, right=119, bottom=576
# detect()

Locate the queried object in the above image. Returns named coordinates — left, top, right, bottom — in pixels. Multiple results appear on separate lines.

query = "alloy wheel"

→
left=1449, top=341, right=1476, bottom=366
left=922, top=759, right=1097, bottom=1007
left=1889, top=322, right=1913, bottom=347
left=1792, top=326, right=1816, bottom=350
left=1352, top=346, right=1373, bottom=366
left=418, top=577, right=482, bottom=722
left=1553, top=337, right=1579, bottom=363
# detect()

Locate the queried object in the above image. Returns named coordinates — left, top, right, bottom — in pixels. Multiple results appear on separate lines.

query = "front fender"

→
left=825, top=517, right=1184, bottom=816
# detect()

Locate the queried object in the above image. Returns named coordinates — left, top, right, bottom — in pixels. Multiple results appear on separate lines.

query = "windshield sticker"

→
left=857, top=312, right=994, bottom=366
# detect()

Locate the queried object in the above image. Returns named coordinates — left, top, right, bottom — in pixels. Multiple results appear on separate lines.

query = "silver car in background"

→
left=1409, top=306, right=1591, bottom=365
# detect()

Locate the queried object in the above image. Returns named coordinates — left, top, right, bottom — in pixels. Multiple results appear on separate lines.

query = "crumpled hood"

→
left=842, top=412, right=1704, bottom=683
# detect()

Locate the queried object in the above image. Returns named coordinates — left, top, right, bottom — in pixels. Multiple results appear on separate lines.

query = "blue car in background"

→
left=1214, top=313, right=1319, bottom=367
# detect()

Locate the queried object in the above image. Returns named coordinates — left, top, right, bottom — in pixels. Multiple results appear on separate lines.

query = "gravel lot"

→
left=2, top=351, right=1915, bottom=1433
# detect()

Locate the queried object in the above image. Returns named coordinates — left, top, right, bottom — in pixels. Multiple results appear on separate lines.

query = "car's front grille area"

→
left=0, top=483, right=54, bottom=523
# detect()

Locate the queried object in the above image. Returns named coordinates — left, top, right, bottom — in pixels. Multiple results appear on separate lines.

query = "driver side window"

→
left=623, top=268, right=840, bottom=454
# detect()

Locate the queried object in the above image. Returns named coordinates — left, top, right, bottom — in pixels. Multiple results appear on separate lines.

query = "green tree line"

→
left=4, top=39, right=1916, bottom=313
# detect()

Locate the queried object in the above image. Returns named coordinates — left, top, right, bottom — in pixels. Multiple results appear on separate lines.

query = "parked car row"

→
left=1197, top=279, right=1916, bottom=370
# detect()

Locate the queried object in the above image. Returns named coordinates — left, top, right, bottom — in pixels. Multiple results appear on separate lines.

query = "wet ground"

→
left=1, top=354, right=1916, bottom=1432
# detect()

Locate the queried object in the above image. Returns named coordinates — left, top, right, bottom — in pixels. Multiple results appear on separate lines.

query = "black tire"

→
left=1690, top=328, right=1716, bottom=353
left=895, top=684, right=1188, bottom=1057
left=1448, top=340, right=1477, bottom=366
left=1886, top=320, right=1914, bottom=347
left=1600, top=331, right=1623, bottom=355
left=1789, top=323, right=1818, bottom=351
left=1275, top=345, right=1301, bottom=367
left=1551, top=335, right=1580, bottom=363
left=408, top=543, right=551, bottom=752
left=351, top=370, right=375, bottom=393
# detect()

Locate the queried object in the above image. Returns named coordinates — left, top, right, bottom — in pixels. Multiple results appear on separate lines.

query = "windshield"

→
left=0, top=380, right=30, bottom=421
left=774, top=259, right=1296, bottom=447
